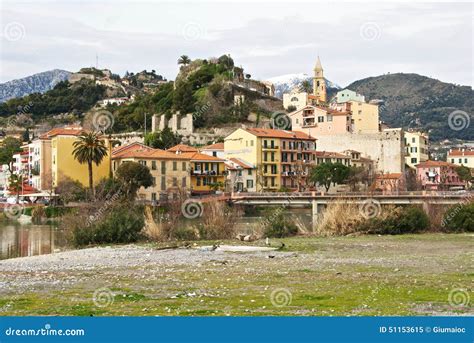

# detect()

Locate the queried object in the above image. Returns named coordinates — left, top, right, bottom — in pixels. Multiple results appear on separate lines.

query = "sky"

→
left=0, top=0, right=473, bottom=87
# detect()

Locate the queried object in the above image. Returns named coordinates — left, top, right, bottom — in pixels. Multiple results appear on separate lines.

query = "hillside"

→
left=346, top=73, right=473, bottom=141
left=0, top=69, right=71, bottom=103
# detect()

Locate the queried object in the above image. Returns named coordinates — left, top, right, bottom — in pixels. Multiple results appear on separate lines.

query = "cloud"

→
left=0, top=1, right=472, bottom=86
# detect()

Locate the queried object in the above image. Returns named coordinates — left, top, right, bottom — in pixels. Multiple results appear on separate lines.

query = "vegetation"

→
left=144, top=127, right=181, bottom=149
left=263, top=211, right=298, bottom=238
left=309, top=162, right=350, bottom=192
left=115, top=161, right=154, bottom=199
left=72, top=131, right=109, bottom=194
left=0, top=137, right=22, bottom=173
left=55, top=177, right=87, bottom=204
left=455, top=165, right=472, bottom=183
left=442, top=202, right=474, bottom=232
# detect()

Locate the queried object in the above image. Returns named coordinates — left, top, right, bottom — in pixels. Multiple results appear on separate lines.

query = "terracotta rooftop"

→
left=39, top=127, right=84, bottom=139
left=229, top=158, right=254, bottom=169
left=416, top=160, right=456, bottom=168
left=167, top=144, right=199, bottom=153
left=448, top=149, right=474, bottom=157
left=201, top=142, right=224, bottom=150
left=376, top=173, right=403, bottom=180
left=178, top=151, right=225, bottom=162
left=243, top=128, right=316, bottom=140
left=112, top=143, right=188, bottom=160
left=314, top=151, right=350, bottom=158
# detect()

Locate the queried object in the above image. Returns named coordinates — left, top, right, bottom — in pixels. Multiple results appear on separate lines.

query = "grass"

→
left=0, top=233, right=472, bottom=316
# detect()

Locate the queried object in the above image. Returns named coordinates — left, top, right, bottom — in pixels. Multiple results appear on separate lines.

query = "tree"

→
left=22, top=128, right=31, bottom=143
left=8, top=174, right=23, bottom=201
left=300, top=80, right=312, bottom=93
left=72, top=131, right=109, bottom=195
left=178, top=55, right=191, bottom=67
left=0, top=137, right=22, bottom=173
left=309, top=162, right=350, bottom=192
left=455, top=165, right=472, bottom=183
left=115, top=161, right=153, bottom=199
left=217, top=54, right=234, bottom=70
left=144, top=128, right=181, bottom=150
left=347, top=166, right=370, bottom=192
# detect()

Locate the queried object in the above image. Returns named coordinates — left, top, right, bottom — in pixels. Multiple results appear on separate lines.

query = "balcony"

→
left=262, top=146, right=279, bottom=150
left=191, top=170, right=222, bottom=176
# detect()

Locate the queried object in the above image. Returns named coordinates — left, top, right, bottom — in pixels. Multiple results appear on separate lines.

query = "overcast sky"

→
left=0, top=0, right=472, bottom=86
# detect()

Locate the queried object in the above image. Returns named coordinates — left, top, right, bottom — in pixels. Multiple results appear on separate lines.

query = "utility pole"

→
left=144, top=112, right=147, bottom=136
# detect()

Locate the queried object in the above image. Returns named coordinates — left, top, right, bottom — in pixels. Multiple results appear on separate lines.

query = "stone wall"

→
left=315, top=129, right=405, bottom=174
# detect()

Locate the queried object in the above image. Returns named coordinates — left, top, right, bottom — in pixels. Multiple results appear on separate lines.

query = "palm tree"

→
left=178, top=55, right=191, bottom=67
left=72, top=131, right=108, bottom=195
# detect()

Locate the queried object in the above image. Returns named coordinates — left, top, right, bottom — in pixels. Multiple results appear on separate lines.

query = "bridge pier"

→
left=312, top=200, right=325, bottom=230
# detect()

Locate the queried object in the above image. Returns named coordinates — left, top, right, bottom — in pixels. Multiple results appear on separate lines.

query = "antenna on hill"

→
left=96, top=53, right=99, bottom=69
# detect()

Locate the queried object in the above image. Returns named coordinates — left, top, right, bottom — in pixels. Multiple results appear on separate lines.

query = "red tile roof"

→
left=416, top=160, right=456, bottom=168
left=314, top=151, right=350, bottom=158
left=244, top=128, right=316, bottom=140
left=448, top=149, right=474, bottom=157
left=39, top=127, right=84, bottom=139
left=167, top=144, right=199, bottom=153
left=202, top=142, right=224, bottom=150
left=178, top=151, right=225, bottom=162
left=112, top=143, right=188, bottom=160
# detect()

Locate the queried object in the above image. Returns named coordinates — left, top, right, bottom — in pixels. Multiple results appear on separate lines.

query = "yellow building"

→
left=112, top=142, right=190, bottom=201
left=167, top=144, right=225, bottom=194
left=349, top=100, right=379, bottom=133
left=48, top=127, right=111, bottom=188
left=224, top=128, right=316, bottom=191
left=404, top=131, right=429, bottom=169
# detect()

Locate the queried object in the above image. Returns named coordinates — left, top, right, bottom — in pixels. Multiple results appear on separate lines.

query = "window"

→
left=151, top=161, right=157, bottom=170
left=182, top=162, right=187, bottom=171
left=173, top=161, right=177, bottom=171
left=318, top=116, right=324, bottom=123
left=238, top=170, right=242, bottom=176
left=412, top=137, right=416, bottom=143
left=250, top=140, right=254, bottom=146
left=291, top=97, right=299, bottom=102
left=327, top=115, right=333, bottom=122
left=139, top=160, right=146, bottom=166
left=161, top=161, right=166, bottom=174
left=459, top=158, right=462, bottom=163
left=161, top=176, right=166, bottom=190
left=197, top=177, right=201, bottom=186
left=152, top=177, right=156, bottom=186
left=247, top=180, right=253, bottom=189
left=151, top=193, right=157, bottom=201
left=172, top=177, right=177, bottom=187
left=465, top=158, right=468, bottom=164
left=182, top=177, right=186, bottom=187
left=212, top=152, right=217, bottom=157
left=411, top=158, right=417, bottom=164
left=248, top=169, right=252, bottom=176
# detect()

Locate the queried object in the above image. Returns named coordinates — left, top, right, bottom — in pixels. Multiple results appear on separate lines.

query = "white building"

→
left=447, top=148, right=474, bottom=168
left=225, top=158, right=256, bottom=192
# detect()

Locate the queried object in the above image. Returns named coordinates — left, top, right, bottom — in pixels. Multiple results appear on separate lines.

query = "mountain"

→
left=0, top=69, right=71, bottom=103
left=266, top=73, right=341, bottom=99
left=346, top=73, right=473, bottom=141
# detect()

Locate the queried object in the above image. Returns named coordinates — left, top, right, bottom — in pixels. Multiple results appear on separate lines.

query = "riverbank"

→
left=0, top=234, right=472, bottom=316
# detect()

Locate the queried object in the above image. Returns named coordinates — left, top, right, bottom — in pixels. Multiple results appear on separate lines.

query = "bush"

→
left=442, top=202, right=474, bottom=232
left=359, top=206, right=430, bottom=235
left=69, top=203, right=144, bottom=247
left=263, top=211, right=298, bottom=238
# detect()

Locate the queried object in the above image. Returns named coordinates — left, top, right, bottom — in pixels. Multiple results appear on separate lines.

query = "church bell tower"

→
left=313, top=56, right=327, bottom=103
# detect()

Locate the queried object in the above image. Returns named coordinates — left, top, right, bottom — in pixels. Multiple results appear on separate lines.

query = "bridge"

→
left=228, top=191, right=473, bottom=228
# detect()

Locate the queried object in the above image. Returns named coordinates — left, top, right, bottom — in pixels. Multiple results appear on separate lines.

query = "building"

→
left=374, top=173, right=405, bottom=193
left=313, top=56, right=326, bottom=103
left=288, top=105, right=352, bottom=136
left=167, top=144, right=226, bottom=194
left=447, top=148, right=474, bottom=168
left=47, top=127, right=111, bottom=188
left=416, top=160, right=464, bottom=190
left=225, top=158, right=256, bottom=192
left=314, top=151, right=351, bottom=166
left=347, top=100, right=379, bottom=133
left=404, top=131, right=429, bottom=169
left=200, top=142, right=225, bottom=159
left=112, top=142, right=190, bottom=201
left=283, top=90, right=310, bottom=111
left=335, top=89, right=365, bottom=103
left=224, top=128, right=316, bottom=191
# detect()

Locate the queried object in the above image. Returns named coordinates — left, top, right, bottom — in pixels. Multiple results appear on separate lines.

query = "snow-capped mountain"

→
left=266, top=73, right=341, bottom=99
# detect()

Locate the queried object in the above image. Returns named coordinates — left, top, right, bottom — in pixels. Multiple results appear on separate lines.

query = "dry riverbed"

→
left=0, top=234, right=472, bottom=316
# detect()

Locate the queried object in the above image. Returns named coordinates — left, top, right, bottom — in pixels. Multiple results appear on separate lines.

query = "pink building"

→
left=288, top=105, right=352, bottom=136
left=416, top=160, right=464, bottom=190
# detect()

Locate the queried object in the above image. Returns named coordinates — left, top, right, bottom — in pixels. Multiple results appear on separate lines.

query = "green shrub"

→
left=357, top=206, right=430, bottom=235
left=71, top=203, right=144, bottom=247
left=442, top=202, right=474, bottom=232
left=263, top=211, right=298, bottom=238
